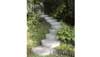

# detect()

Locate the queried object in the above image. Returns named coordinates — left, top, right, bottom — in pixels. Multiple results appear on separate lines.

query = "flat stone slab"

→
left=52, top=25, right=61, bottom=30
left=32, top=46, right=54, bottom=56
left=49, top=29, right=57, bottom=34
left=46, top=19, right=57, bottom=23
left=50, top=22, right=61, bottom=26
left=40, top=15, right=48, bottom=18
left=45, top=17, right=53, bottom=19
left=45, top=17, right=56, bottom=22
left=45, top=33, right=57, bottom=40
left=41, top=39, right=60, bottom=48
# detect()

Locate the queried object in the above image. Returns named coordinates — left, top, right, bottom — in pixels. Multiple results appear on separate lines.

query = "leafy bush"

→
left=27, top=12, right=40, bottom=32
left=56, top=43, right=74, bottom=57
left=57, top=22, right=74, bottom=45
left=57, top=43, right=74, bottom=51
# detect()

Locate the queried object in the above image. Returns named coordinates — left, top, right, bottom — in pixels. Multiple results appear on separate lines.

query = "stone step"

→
left=46, top=19, right=57, bottom=23
left=49, top=29, right=57, bottom=35
left=44, top=16, right=53, bottom=18
left=45, top=16, right=53, bottom=19
left=45, top=33, right=57, bottom=40
left=40, top=15, right=48, bottom=18
left=52, top=25, right=61, bottom=30
left=45, top=17, right=57, bottom=21
left=32, top=46, right=54, bottom=56
left=41, top=39, right=60, bottom=48
left=50, top=22, right=61, bottom=26
left=44, top=17, right=57, bottom=22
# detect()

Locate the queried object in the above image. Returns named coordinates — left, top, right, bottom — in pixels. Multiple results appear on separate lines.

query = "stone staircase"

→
left=32, top=14, right=62, bottom=56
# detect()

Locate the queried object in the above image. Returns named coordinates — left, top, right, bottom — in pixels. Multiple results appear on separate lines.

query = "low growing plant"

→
left=57, top=22, right=74, bottom=45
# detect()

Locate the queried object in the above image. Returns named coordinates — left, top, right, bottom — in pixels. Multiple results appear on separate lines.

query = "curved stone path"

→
left=32, top=14, right=62, bottom=56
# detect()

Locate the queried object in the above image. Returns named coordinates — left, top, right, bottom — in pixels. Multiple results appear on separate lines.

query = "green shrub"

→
left=57, top=22, right=74, bottom=45
left=55, top=43, right=74, bottom=57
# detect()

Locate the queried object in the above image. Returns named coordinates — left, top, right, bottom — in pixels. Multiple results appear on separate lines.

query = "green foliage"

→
left=27, top=0, right=41, bottom=4
left=53, top=3, right=66, bottom=18
left=56, top=43, right=74, bottom=57
left=27, top=12, right=40, bottom=32
left=57, top=22, right=74, bottom=44
left=57, top=43, right=74, bottom=52
left=56, top=22, right=75, bottom=57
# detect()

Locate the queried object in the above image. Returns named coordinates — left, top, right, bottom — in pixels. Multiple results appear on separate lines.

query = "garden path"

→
left=32, top=14, right=62, bottom=56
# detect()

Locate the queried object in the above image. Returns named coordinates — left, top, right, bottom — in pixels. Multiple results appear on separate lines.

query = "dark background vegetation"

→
left=43, top=0, right=74, bottom=25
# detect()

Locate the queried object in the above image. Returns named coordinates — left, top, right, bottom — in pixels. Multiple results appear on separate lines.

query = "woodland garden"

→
left=27, top=0, right=74, bottom=57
